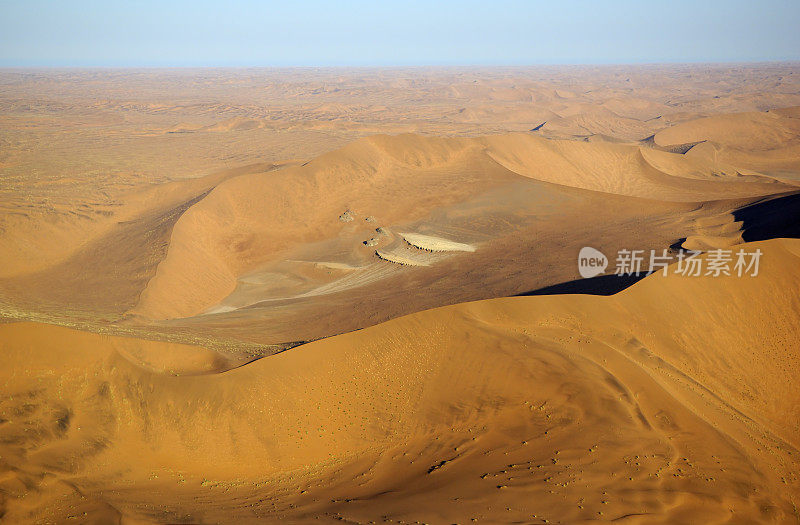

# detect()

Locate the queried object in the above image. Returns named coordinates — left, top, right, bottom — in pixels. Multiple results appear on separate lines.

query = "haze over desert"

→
left=1, top=1, right=800, bottom=523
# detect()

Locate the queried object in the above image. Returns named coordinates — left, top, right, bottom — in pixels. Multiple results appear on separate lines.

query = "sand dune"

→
left=202, top=117, right=269, bottom=133
left=128, top=134, right=514, bottom=319
left=0, top=162, right=277, bottom=280
left=1, top=239, right=797, bottom=523
left=125, top=131, right=793, bottom=323
left=1, top=66, right=799, bottom=524
left=3, top=121, right=795, bottom=345
left=483, top=133, right=788, bottom=198
left=534, top=104, right=660, bottom=141
left=654, top=109, right=800, bottom=151
left=654, top=108, right=800, bottom=178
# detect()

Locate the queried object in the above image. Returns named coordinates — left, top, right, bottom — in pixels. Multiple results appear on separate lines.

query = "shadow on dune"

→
left=517, top=191, right=800, bottom=298
left=736, top=191, right=800, bottom=242
left=515, top=273, right=648, bottom=297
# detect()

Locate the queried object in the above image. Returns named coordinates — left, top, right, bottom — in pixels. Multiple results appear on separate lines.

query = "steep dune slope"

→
left=534, top=104, right=659, bottom=140
left=654, top=109, right=800, bottom=151
left=0, top=163, right=273, bottom=280
left=130, top=135, right=516, bottom=319
left=0, top=163, right=288, bottom=324
left=654, top=108, right=800, bottom=178
left=1, top=239, right=797, bottom=523
left=131, top=133, right=794, bottom=322
left=482, top=133, right=787, bottom=197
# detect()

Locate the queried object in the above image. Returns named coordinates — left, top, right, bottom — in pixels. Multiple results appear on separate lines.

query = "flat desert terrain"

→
left=1, top=65, right=799, bottom=523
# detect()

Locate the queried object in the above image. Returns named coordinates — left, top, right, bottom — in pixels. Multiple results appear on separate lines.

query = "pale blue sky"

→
left=1, top=0, right=799, bottom=66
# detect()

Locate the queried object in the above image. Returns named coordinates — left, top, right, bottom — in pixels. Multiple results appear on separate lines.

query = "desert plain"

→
left=0, top=65, right=799, bottom=523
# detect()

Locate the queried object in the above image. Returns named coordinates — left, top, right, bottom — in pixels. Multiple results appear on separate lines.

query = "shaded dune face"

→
left=0, top=239, right=798, bottom=523
left=129, top=132, right=795, bottom=322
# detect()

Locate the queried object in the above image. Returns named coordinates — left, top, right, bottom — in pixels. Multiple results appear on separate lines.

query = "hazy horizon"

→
left=2, top=0, right=799, bottom=67
left=2, top=62, right=800, bottom=70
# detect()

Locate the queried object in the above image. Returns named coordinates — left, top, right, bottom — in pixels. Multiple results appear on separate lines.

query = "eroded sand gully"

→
left=0, top=66, right=799, bottom=523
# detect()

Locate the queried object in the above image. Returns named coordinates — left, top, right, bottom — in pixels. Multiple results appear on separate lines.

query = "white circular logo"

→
left=578, top=247, right=608, bottom=278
